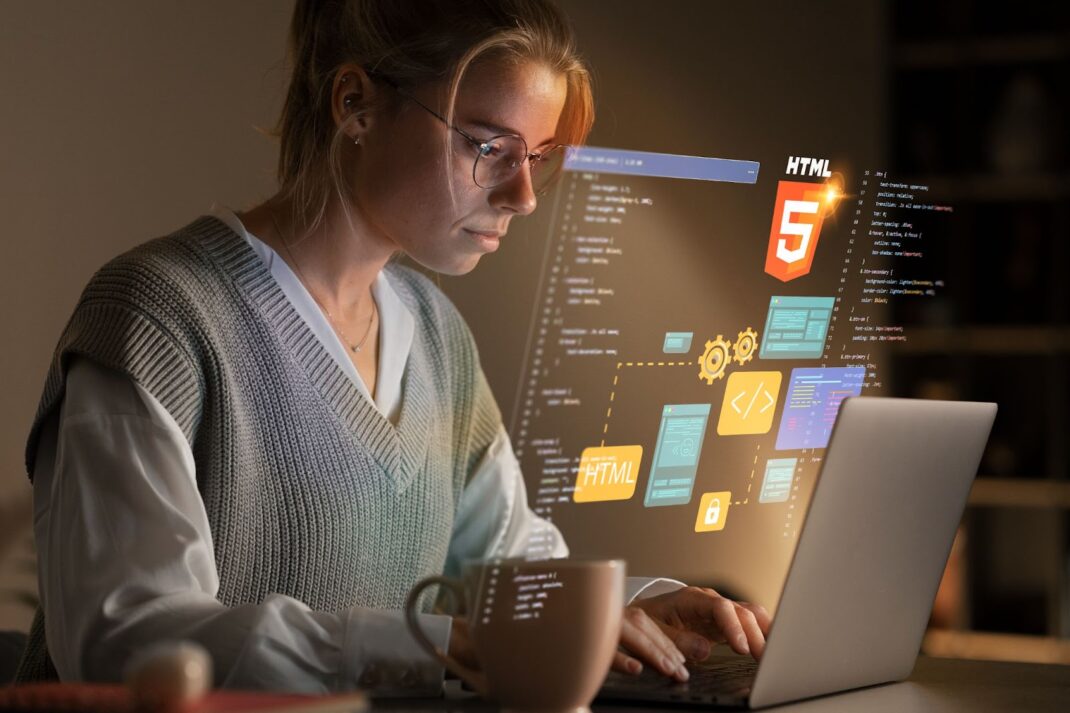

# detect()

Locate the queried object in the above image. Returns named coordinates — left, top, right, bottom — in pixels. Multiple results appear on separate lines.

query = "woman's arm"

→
left=35, top=356, right=449, bottom=694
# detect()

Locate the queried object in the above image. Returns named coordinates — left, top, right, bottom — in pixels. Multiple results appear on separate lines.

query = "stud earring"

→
left=354, top=136, right=361, bottom=146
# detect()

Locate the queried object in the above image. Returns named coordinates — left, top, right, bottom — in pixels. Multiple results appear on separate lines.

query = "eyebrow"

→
left=467, top=119, right=557, bottom=150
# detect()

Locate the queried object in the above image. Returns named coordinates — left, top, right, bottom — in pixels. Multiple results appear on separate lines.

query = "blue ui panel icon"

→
left=643, top=404, right=712, bottom=507
left=662, top=331, right=694, bottom=354
left=759, top=458, right=797, bottom=503
left=759, top=296, right=835, bottom=360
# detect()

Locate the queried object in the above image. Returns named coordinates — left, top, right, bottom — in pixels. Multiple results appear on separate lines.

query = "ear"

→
left=331, top=63, right=378, bottom=142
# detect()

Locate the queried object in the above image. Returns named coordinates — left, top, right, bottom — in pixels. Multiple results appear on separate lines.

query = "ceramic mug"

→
left=405, top=558, right=625, bottom=713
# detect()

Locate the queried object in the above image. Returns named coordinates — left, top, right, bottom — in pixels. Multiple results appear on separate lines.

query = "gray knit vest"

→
left=17, top=215, right=502, bottom=682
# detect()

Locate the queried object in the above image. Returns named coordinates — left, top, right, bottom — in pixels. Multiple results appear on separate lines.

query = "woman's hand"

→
left=612, top=586, right=771, bottom=682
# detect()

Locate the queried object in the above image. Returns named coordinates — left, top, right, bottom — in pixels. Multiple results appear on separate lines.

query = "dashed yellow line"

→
left=601, top=358, right=697, bottom=442
left=735, top=443, right=761, bottom=506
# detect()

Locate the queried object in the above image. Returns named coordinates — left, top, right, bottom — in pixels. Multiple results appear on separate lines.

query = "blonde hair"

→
left=270, top=0, right=595, bottom=238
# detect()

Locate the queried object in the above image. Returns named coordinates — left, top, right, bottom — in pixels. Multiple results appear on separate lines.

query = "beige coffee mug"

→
left=405, top=558, right=625, bottom=713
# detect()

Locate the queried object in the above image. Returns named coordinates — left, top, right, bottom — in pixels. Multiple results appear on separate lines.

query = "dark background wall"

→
left=2, top=0, right=1066, bottom=663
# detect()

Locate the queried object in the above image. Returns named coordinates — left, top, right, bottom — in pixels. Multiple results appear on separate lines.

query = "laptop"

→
left=598, top=396, right=997, bottom=709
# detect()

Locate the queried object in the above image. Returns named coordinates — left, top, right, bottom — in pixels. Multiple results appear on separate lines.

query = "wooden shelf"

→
left=892, top=2, right=1070, bottom=657
left=895, top=34, right=1070, bottom=68
left=969, top=478, right=1070, bottom=509
left=890, top=326, right=1070, bottom=354
left=923, top=629, right=1070, bottom=664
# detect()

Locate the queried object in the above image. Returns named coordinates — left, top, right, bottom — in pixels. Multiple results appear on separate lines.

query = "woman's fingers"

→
left=673, top=588, right=768, bottom=659
left=739, top=601, right=773, bottom=636
left=662, top=625, right=714, bottom=662
left=612, top=649, right=644, bottom=675
left=705, top=595, right=752, bottom=656
left=734, top=603, right=765, bottom=660
left=619, top=607, right=689, bottom=681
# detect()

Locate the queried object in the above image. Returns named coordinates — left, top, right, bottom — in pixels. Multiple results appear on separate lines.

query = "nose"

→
left=488, top=161, right=538, bottom=216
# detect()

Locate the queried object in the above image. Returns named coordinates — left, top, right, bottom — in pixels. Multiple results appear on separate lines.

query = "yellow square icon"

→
left=573, top=445, right=644, bottom=502
left=695, top=491, right=731, bottom=532
left=717, top=371, right=782, bottom=435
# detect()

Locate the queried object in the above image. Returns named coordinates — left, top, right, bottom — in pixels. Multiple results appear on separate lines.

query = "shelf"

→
left=889, top=326, right=1070, bottom=354
left=895, top=34, right=1070, bottom=68
left=922, top=629, right=1070, bottom=664
left=902, top=173, right=1070, bottom=203
left=969, top=478, right=1070, bottom=509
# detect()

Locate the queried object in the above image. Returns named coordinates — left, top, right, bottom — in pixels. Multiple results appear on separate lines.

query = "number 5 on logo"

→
left=764, top=180, right=828, bottom=282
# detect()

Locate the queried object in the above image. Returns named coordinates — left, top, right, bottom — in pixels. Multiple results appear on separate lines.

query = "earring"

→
left=354, top=136, right=361, bottom=146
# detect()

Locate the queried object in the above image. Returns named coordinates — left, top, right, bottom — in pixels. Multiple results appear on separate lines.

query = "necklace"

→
left=269, top=209, right=377, bottom=354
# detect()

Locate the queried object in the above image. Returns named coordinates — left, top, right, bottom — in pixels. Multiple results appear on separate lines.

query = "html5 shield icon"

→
left=764, top=181, right=828, bottom=282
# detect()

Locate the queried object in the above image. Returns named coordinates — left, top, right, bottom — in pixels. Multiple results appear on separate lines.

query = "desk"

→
left=376, top=657, right=1069, bottom=712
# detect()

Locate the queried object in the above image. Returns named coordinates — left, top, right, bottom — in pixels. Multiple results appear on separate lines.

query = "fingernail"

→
left=691, top=643, right=708, bottom=660
left=737, top=635, right=750, bottom=654
left=676, top=664, right=690, bottom=682
left=627, top=658, right=642, bottom=674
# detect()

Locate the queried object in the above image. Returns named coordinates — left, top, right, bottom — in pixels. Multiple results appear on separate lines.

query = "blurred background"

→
left=0, top=0, right=1066, bottom=670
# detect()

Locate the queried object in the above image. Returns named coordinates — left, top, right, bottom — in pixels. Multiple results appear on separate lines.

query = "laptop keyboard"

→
left=600, top=656, right=757, bottom=704
left=687, top=658, right=758, bottom=691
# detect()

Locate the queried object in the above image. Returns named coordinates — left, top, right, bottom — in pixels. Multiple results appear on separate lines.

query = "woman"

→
left=21, top=0, right=769, bottom=694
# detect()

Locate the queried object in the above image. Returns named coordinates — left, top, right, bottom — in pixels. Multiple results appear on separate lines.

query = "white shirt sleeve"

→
left=446, top=425, right=686, bottom=604
left=34, top=356, right=450, bottom=695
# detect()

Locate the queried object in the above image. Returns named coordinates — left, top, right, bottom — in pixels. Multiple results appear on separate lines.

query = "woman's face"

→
left=353, top=59, right=568, bottom=275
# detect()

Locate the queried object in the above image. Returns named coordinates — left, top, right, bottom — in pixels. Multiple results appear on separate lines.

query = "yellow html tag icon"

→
left=573, top=446, right=644, bottom=503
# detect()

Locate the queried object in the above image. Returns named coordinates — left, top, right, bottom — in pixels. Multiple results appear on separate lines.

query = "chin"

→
left=442, top=255, right=482, bottom=276
left=410, top=251, right=483, bottom=277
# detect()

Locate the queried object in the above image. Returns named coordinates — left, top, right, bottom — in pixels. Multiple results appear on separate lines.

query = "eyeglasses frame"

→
left=365, top=71, right=567, bottom=194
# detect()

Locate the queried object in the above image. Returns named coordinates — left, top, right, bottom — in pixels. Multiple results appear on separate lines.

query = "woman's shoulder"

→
left=93, top=216, right=217, bottom=277
left=79, top=216, right=230, bottom=314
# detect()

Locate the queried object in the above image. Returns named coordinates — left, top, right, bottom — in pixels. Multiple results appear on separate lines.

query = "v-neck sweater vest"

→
left=17, top=215, right=502, bottom=682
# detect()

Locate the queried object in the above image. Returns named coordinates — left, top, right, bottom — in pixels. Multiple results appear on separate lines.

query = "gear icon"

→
left=698, top=335, right=732, bottom=384
left=733, top=327, right=758, bottom=365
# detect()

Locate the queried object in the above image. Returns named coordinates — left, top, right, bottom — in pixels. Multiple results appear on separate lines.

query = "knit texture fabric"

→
left=17, top=215, right=502, bottom=682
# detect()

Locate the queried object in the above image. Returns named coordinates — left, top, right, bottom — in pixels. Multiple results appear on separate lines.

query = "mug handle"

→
left=404, top=575, right=488, bottom=695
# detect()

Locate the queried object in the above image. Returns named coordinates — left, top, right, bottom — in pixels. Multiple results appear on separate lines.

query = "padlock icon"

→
left=695, top=491, right=731, bottom=532
left=704, top=498, right=721, bottom=526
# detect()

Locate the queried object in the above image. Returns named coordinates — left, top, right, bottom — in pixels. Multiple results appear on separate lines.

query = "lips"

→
left=464, top=228, right=504, bottom=239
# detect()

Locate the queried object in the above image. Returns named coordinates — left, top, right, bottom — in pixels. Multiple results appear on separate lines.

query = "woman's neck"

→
left=238, top=195, right=396, bottom=318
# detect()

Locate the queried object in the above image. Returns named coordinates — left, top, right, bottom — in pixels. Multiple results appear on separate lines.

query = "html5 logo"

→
left=764, top=157, right=841, bottom=282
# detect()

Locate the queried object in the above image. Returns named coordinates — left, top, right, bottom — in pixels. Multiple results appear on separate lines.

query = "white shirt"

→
left=31, top=204, right=683, bottom=694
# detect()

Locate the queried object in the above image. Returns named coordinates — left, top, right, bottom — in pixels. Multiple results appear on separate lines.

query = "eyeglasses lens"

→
left=474, top=136, right=567, bottom=195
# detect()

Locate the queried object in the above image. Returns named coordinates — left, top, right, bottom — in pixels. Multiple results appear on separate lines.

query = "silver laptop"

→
left=599, top=396, right=997, bottom=709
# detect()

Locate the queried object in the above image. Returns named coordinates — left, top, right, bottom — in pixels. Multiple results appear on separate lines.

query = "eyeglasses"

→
left=368, top=72, right=568, bottom=195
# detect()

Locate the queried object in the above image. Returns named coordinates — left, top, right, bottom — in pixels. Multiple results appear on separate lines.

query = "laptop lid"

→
left=748, top=397, right=996, bottom=708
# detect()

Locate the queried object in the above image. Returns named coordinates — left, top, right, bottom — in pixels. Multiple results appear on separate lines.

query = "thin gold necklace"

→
left=268, top=209, right=377, bottom=354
